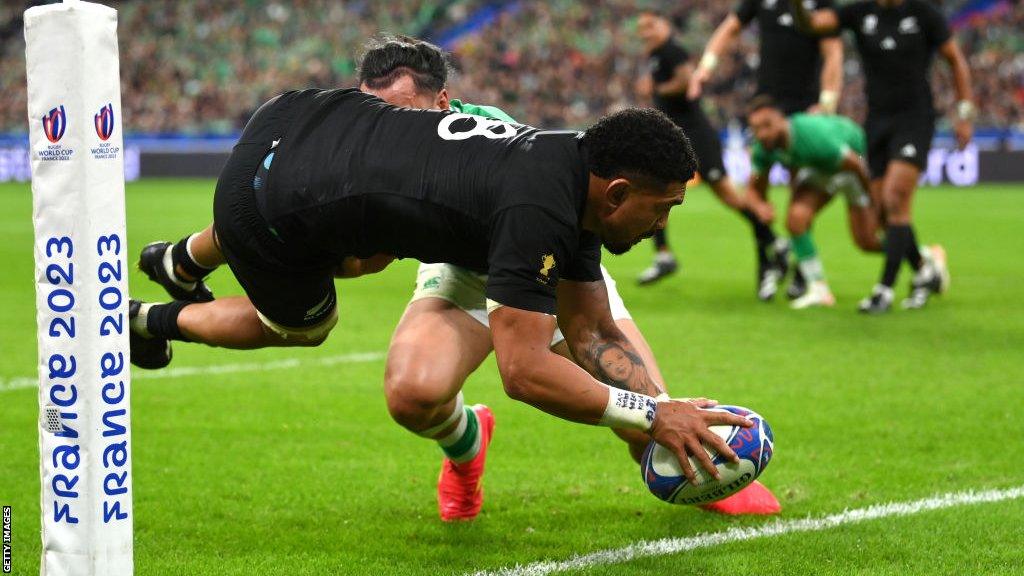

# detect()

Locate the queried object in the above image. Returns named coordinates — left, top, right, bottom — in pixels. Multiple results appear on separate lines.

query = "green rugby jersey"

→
left=752, top=113, right=866, bottom=176
left=449, top=99, right=517, bottom=123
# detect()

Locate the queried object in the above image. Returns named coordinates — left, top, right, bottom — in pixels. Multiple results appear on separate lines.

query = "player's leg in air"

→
left=858, top=116, right=948, bottom=314
left=127, top=94, right=357, bottom=369
left=137, top=224, right=222, bottom=303
left=785, top=170, right=836, bottom=309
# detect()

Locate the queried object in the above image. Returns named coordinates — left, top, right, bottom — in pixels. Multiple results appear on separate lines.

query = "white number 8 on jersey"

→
left=437, top=113, right=518, bottom=141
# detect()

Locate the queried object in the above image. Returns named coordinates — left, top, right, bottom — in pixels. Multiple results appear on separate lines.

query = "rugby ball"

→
left=641, top=405, right=773, bottom=505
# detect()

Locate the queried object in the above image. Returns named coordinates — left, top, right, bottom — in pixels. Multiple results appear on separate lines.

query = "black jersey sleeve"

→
left=919, top=1, right=952, bottom=48
left=651, top=40, right=689, bottom=83
left=664, top=41, right=690, bottom=68
left=734, top=0, right=758, bottom=25
left=486, top=205, right=578, bottom=315
left=561, top=232, right=603, bottom=283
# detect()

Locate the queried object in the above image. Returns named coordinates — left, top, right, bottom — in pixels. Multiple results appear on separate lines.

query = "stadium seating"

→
left=0, top=0, right=1020, bottom=135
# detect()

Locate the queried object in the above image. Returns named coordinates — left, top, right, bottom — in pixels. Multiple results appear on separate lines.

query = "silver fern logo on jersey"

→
left=437, top=113, right=517, bottom=141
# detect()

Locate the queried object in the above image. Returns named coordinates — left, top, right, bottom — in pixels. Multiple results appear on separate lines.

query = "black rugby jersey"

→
left=649, top=37, right=702, bottom=120
left=648, top=36, right=719, bottom=136
left=254, top=88, right=602, bottom=315
left=735, top=0, right=836, bottom=108
left=837, top=0, right=951, bottom=115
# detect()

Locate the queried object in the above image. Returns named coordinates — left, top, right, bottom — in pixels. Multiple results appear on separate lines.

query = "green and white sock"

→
left=792, top=232, right=826, bottom=283
left=419, top=393, right=482, bottom=464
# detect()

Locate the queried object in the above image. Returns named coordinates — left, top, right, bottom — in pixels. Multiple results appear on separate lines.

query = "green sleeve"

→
left=448, top=99, right=517, bottom=123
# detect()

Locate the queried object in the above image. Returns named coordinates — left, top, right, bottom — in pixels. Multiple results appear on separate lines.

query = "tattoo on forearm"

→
left=575, top=335, right=660, bottom=396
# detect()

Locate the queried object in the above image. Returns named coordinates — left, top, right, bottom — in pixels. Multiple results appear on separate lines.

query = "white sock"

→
left=130, top=302, right=154, bottom=337
left=162, top=245, right=197, bottom=291
left=419, top=392, right=464, bottom=439
left=798, top=257, right=826, bottom=283
left=185, top=233, right=217, bottom=271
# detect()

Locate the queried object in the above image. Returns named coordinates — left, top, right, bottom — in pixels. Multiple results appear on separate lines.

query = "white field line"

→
left=0, top=351, right=385, bottom=392
left=472, top=485, right=1024, bottom=576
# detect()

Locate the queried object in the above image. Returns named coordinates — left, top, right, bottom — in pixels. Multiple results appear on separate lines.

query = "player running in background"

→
left=633, top=11, right=784, bottom=296
left=791, top=0, right=972, bottom=313
left=745, top=96, right=884, bottom=309
left=689, top=0, right=844, bottom=301
left=127, top=74, right=758, bottom=517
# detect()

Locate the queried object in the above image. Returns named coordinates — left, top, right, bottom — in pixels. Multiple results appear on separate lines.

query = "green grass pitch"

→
left=1, top=180, right=1022, bottom=575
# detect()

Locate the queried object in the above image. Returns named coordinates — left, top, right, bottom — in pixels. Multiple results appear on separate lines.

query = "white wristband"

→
left=698, top=52, right=718, bottom=73
left=600, top=388, right=658, bottom=431
left=818, top=90, right=839, bottom=114
left=956, top=100, right=976, bottom=121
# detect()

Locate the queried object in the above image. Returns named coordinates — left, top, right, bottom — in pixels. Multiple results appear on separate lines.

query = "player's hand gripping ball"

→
left=641, top=405, right=773, bottom=505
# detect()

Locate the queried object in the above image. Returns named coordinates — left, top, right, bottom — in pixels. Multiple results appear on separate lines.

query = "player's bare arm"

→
left=555, top=279, right=663, bottom=398
left=815, top=37, right=844, bottom=113
left=489, top=304, right=750, bottom=483
left=745, top=172, right=774, bottom=223
left=654, top=63, right=694, bottom=98
left=789, top=0, right=839, bottom=35
left=840, top=150, right=873, bottom=195
left=939, top=39, right=975, bottom=150
left=688, top=14, right=743, bottom=100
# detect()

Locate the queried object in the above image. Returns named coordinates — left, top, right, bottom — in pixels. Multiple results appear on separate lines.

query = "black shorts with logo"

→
left=212, top=94, right=337, bottom=329
left=865, top=111, right=935, bottom=178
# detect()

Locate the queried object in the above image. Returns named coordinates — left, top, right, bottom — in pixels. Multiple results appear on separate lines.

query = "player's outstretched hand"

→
left=649, top=401, right=753, bottom=484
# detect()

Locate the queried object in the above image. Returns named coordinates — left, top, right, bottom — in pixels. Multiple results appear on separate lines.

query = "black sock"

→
left=740, top=208, right=776, bottom=245
left=146, top=301, right=191, bottom=342
left=740, top=208, right=774, bottom=268
left=904, top=226, right=923, bottom=271
left=881, top=225, right=912, bottom=287
left=171, top=236, right=213, bottom=282
left=653, top=228, right=668, bottom=250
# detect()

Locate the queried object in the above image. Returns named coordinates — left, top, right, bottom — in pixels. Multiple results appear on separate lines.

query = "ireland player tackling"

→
left=746, top=96, right=900, bottom=308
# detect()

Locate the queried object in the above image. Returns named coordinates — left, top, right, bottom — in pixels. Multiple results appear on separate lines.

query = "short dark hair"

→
left=747, top=94, right=780, bottom=116
left=582, top=108, right=697, bottom=188
left=358, top=35, right=450, bottom=94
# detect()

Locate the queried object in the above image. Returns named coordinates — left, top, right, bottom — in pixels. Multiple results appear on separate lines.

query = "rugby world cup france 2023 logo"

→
left=94, top=103, right=114, bottom=141
left=42, top=105, right=66, bottom=143
left=38, top=105, right=74, bottom=163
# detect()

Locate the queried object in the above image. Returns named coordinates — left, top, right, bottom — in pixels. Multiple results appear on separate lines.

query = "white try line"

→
left=472, top=485, right=1024, bottom=576
left=0, top=351, right=386, bottom=393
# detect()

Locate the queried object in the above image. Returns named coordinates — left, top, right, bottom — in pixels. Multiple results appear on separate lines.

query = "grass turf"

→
left=0, top=180, right=1022, bottom=575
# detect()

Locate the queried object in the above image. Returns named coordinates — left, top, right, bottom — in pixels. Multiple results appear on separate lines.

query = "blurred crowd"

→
left=0, top=0, right=1020, bottom=134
